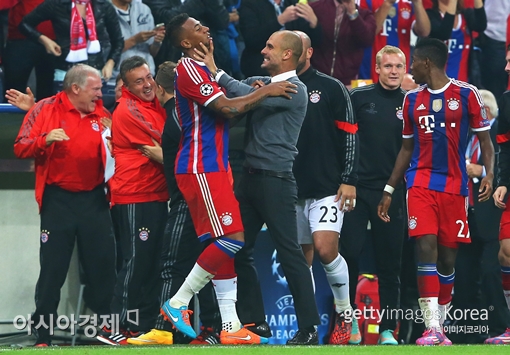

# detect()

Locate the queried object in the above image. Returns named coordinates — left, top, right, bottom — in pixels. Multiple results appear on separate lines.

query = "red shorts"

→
left=499, top=203, right=510, bottom=241
left=406, top=186, right=470, bottom=248
left=176, top=171, right=243, bottom=239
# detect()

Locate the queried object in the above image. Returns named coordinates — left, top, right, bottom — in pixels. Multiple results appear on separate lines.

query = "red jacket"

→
left=14, top=92, right=111, bottom=211
left=310, top=0, right=376, bottom=85
left=109, top=87, right=168, bottom=205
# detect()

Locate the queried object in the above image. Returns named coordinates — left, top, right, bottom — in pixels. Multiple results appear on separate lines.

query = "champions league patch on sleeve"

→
left=200, top=83, right=214, bottom=96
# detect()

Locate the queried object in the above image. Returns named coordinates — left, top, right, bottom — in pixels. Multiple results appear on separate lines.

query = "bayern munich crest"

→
left=401, top=9, right=411, bottom=20
left=40, top=230, right=49, bottom=243
left=220, top=212, right=233, bottom=226
left=139, top=227, right=150, bottom=241
left=309, top=90, right=321, bottom=104
left=447, top=98, right=460, bottom=111
left=408, top=216, right=417, bottom=230
left=396, top=108, right=403, bottom=120
left=200, top=83, right=214, bottom=96
left=91, top=121, right=100, bottom=131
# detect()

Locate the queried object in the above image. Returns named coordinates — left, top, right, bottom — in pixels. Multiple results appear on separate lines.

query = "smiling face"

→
left=260, top=32, right=286, bottom=75
left=376, top=53, right=406, bottom=90
left=124, top=64, right=156, bottom=102
left=74, top=74, right=103, bottom=114
left=181, top=17, right=211, bottom=52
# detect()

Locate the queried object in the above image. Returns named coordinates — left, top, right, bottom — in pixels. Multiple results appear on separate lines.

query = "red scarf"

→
left=66, top=0, right=100, bottom=63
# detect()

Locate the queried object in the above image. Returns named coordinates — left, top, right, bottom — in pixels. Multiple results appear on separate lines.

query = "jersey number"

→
left=319, top=206, right=338, bottom=223
left=455, top=220, right=471, bottom=239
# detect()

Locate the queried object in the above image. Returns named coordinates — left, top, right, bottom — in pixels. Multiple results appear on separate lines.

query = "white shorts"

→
left=296, top=195, right=344, bottom=245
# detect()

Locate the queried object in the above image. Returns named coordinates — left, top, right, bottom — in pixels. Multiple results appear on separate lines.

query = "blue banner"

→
left=253, top=230, right=334, bottom=344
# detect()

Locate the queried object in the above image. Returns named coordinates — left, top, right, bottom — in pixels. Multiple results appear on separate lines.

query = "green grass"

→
left=1, top=345, right=508, bottom=355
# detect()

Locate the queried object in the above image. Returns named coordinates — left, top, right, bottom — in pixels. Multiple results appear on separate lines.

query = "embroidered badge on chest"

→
left=91, top=120, right=100, bottom=132
left=447, top=98, right=460, bottom=111
left=309, top=90, right=321, bottom=104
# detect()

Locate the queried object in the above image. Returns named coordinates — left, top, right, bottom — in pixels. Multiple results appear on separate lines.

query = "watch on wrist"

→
left=348, top=9, right=359, bottom=20
left=214, top=69, right=224, bottom=81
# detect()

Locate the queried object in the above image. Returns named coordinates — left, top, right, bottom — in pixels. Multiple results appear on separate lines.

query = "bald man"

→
left=195, top=29, right=321, bottom=345
left=292, top=30, right=358, bottom=345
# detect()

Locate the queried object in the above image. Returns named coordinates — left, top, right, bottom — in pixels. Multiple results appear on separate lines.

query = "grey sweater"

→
left=218, top=72, right=307, bottom=172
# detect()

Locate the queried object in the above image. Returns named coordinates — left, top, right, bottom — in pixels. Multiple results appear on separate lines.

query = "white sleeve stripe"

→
left=204, top=92, right=223, bottom=107
left=182, top=58, right=203, bottom=85
left=471, top=126, right=491, bottom=132
left=451, top=79, right=484, bottom=107
left=403, top=134, right=414, bottom=138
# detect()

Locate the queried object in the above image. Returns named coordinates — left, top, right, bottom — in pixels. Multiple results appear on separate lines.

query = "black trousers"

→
left=3, top=39, right=55, bottom=100
left=34, top=185, right=116, bottom=342
left=235, top=172, right=320, bottom=329
left=480, top=35, right=508, bottom=101
left=340, top=186, right=405, bottom=332
left=110, top=202, right=167, bottom=331
left=452, top=207, right=510, bottom=340
left=155, top=200, right=221, bottom=339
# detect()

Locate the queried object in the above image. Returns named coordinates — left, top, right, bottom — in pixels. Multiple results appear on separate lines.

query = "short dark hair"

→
left=155, top=61, right=177, bottom=94
left=414, top=37, right=448, bottom=70
left=119, top=56, right=148, bottom=84
left=166, top=13, right=189, bottom=48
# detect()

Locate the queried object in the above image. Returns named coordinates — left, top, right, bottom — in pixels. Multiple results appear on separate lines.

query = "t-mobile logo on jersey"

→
left=419, top=115, right=435, bottom=134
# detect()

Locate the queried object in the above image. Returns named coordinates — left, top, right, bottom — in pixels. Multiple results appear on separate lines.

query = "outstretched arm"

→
left=208, top=81, right=297, bottom=119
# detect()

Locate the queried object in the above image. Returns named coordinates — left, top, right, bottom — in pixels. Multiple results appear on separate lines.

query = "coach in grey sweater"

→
left=210, top=30, right=321, bottom=345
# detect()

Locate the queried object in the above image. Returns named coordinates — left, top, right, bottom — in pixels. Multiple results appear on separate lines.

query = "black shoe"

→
left=245, top=322, right=272, bottom=338
left=287, top=329, right=319, bottom=345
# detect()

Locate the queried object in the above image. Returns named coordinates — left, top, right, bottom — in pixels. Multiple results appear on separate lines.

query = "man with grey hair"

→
left=14, top=64, right=116, bottom=347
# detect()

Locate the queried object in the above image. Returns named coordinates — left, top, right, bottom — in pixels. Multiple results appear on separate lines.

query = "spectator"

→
left=13, top=64, right=117, bottom=347
left=426, top=0, right=486, bottom=83
left=357, top=0, right=430, bottom=83
left=19, top=0, right=124, bottom=81
left=3, top=0, right=55, bottom=101
left=479, top=0, right=510, bottom=101
left=378, top=38, right=494, bottom=346
left=110, top=0, right=165, bottom=76
left=310, top=0, right=376, bottom=87
left=238, top=0, right=321, bottom=77
left=96, top=56, right=168, bottom=345
left=143, top=0, right=230, bottom=70
left=292, top=30, right=358, bottom=345
left=342, top=45, right=406, bottom=346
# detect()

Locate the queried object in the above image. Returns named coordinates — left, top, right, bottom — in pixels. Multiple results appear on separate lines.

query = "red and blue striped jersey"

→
left=443, top=13, right=471, bottom=81
left=358, top=0, right=414, bottom=82
left=174, top=57, right=229, bottom=174
left=402, top=79, right=490, bottom=196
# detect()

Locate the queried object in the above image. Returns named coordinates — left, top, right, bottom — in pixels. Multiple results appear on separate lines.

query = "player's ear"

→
left=181, top=39, right=192, bottom=49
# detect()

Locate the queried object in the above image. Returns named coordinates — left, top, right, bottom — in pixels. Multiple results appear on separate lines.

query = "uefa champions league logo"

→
left=271, top=250, right=288, bottom=288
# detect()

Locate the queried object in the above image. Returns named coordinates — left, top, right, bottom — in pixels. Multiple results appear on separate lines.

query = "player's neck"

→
left=427, top=72, right=450, bottom=91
